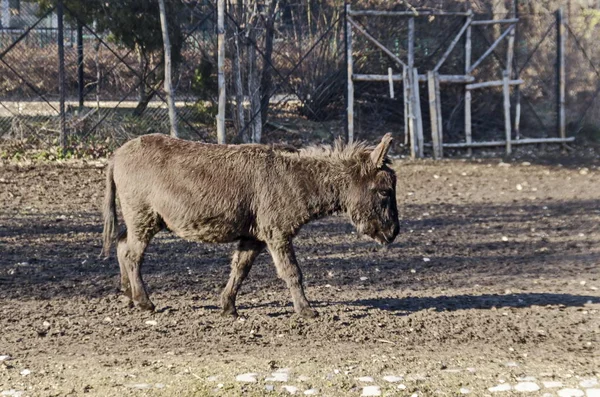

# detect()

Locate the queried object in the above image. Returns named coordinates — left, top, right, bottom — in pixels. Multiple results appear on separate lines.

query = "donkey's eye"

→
left=377, top=190, right=391, bottom=198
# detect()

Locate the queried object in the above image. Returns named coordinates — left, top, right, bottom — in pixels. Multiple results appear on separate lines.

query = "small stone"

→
left=20, top=369, right=30, bottom=376
left=586, top=389, right=600, bottom=397
left=581, top=379, right=599, bottom=388
left=304, top=389, right=319, bottom=395
left=398, top=384, right=407, bottom=390
left=0, top=356, right=11, bottom=361
left=1, top=391, right=24, bottom=397
left=505, top=361, right=519, bottom=367
left=361, top=385, right=381, bottom=396
left=543, top=381, right=564, bottom=388
left=383, top=375, right=403, bottom=383
left=265, top=385, right=274, bottom=392
left=359, top=277, right=368, bottom=281
left=502, top=236, right=509, bottom=242
left=489, top=383, right=512, bottom=392
left=516, top=184, right=523, bottom=191
left=282, top=385, right=299, bottom=394
left=42, top=321, right=51, bottom=329
left=580, top=168, right=589, bottom=175
left=514, top=382, right=540, bottom=392
left=103, top=317, right=112, bottom=323
left=460, top=388, right=471, bottom=394
left=557, top=389, right=584, bottom=397
left=145, top=320, right=158, bottom=326
left=236, top=373, right=258, bottom=383
left=423, top=257, right=430, bottom=262
left=207, top=376, right=219, bottom=382
left=358, top=376, right=375, bottom=382
left=410, top=269, right=416, bottom=273
left=266, top=372, right=289, bottom=382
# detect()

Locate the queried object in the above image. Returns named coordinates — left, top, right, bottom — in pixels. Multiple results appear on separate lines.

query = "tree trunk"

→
left=247, top=5, right=262, bottom=143
left=233, top=26, right=246, bottom=142
left=260, top=0, right=278, bottom=126
left=158, top=0, right=178, bottom=137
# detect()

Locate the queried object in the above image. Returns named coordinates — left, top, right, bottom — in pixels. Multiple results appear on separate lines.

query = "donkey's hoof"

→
left=221, top=307, right=239, bottom=318
left=299, top=308, right=319, bottom=319
left=135, top=301, right=156, bottom=311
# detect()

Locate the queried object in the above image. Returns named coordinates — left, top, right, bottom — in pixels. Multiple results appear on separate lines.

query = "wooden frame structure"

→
left=345, top=5, right=575, bottom=158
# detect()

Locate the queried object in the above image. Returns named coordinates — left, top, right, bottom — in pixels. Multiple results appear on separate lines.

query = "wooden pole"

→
left=158, top=0, right=178, bottom=137
left=408, top=17, right=415, bottom=72
left=57, top=0, right=66, bottom=152
left=346, top=4, right=354, bottom=143
left=216, top=0, right=226, bottom=144
left=348, top=17, right=406, bottom=68
left=388, top=67, right=394, bottom=98
left=465, top=11, right=472, bottom=156
left=469, top=24, right=514, bottom=73
left=434, top=72, right=443, bottom=158
left=503, top=71, right=512, bottom=155
left=557, top=7, right=566, bottom=144
left=413, top=67, right=424, bottom=158
left=433, top=11, right=472, bottom=72
left=429, top=136, right=574, bottom=148
left=408, top=17, right=415, bottom=154
left=403, top=65, right=411, bottom=148
left=428, top=71, right=440, bottom=159
left=513, top=0, right=521, bottom=140
left=77, top=22, right=84, bottom=109
left=349, top=9, right=471, bottom=17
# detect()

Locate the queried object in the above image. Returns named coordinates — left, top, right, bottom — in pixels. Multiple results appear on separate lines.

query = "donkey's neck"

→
left=290, top=156, right=350, bottom=222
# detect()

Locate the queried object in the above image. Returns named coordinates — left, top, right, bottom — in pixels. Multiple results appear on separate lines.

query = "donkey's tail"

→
left=101, top=159, right=118, bottom=258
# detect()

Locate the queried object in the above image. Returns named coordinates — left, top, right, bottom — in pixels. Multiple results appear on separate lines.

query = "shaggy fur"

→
left=102, top=133, right=399, bottom=318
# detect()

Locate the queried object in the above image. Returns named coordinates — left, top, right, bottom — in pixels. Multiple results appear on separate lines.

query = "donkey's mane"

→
left=294, top=138, right=372, bottom=161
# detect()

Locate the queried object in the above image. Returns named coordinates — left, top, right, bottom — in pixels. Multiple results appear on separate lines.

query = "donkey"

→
left=101, top=133, right=399, bottom=318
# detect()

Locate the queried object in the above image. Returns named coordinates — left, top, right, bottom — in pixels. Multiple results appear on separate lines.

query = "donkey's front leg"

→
left=266, top=238, right=318, bottom=319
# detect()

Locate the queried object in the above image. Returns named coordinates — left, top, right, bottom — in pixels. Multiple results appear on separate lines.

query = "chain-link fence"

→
left=0, top=1, right=598, bottom=157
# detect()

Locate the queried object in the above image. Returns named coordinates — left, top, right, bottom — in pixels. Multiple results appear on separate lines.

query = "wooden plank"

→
left=346, top=4, right=354, bottom=143
left=468, top=24, right=515, bottom=73
left=403, top=66, right=409, bottom=146
left=434, top=137, right=575, bottom=148
left=434, top=11, right=473, bottom=72
left=427, top=71, right=440, bottom=159
left=466, top=79, right=523, bottom=90
left=412, top=67, right=424, bottom=158
left=502, top=71, right=512, bottom=155
left=471, top=18, right=519, bottom=25
left=348, top=17, right=407, bottom=68
left=404, top=66, right=416, bottom=158
left=408, top=17, right=414, bottom=71
left=349, top=9, right=471, bottom=17
left=353, top=73, right=474, bottom=83
left=434, top=71, right=443, bottom=158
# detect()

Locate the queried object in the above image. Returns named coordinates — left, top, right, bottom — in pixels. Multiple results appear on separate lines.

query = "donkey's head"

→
left=344, top=133, right=399, bottom=245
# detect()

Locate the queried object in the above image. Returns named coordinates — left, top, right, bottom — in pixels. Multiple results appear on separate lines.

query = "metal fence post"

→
left=57, top=0, right=66, bottom=151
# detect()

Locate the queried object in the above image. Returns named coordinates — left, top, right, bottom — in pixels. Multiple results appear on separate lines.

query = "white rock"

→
left=125, top=383, right=152, bottom=389
left=266, top=372, right=289, bottom=382
left=207, top=376, right=219, bottom=382
left=516, top=184, right=523, bottom=191
left=514, top=382, right=540, bottom=392
left=557, top=389, right=584, bottom=397
left=236, top=373, right=258, bottom=383
left=505, top=361, right=519, bottom=367
left=383, top=375, right=403, bottom=383
left=502, top=236, right=509, bottom=241
left=265, top=385, right=274, bottom=392
left=361, top=385, right=381, bottom=396
left=586, top=389, right=600, bottom=397
left=489, top=383, right=512, bottom=392
left=423, top=257, right=431, bottom=262
left=360, top=277, right=368, bottom=281
left=0, top=356, right=11, bottom=361
left=397, top=384, right=407, bottom=390
left=145, top=320, right=158, bottom=326
left=282, top=385, right=299, bottom=394
left=304, top=389, right=319, bottom=395
left=358, top=376, right=375, bottom=382
left=460, top=388, right=471, bottom=394
left=581, top=379, right=599, bottom=388
left=1, top=391, right=23, bottom=397
left=19, top=369, right=30, bottom=376
left=103, top=317, right=112, bottom=323
left=543, top=381, right=564, bottom=388
left=42, top=321, right=51, bottom=329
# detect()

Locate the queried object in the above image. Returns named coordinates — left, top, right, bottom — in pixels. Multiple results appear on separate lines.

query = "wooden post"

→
left=77, top=22, right=84, bottom=109
left=412, top=67, right=424, bottom=158
left=403, top=65, right=411, bottom=149
left=346, top=4, right=354, bottom=143
left=434, top=72, right=443, bottom=158
left=557, top=7, right=566, bottom=144
left=408, top=17, right=414, bottom=72
left=216, top=0, right=226, bottom=144
left=57, top=0, right=66, bottom=152
left=428, top=71, right=440, bottom=159
left=433, top=10, right=472, bottom=72
left=465, top=13, right=472, bottom=156
left=158, top=0, right=178, bottom=137
left=503, top=71, right=512, bottom=155
left=513, top=0, right=521, bottom=140
left=388, top=67, right=394, bottom=98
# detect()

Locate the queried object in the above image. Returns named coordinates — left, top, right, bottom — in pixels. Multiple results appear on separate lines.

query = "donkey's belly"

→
left=168, top=218, right=248, bottom=244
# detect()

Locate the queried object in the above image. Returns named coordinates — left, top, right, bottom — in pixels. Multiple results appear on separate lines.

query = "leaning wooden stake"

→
left=412, top=67, right=424, bottom=158
left=434, top=72, right=443, bottom=158
left=427, top=71, right=440, bottom=159
left=502, top=71, right=512, bottom=155
left=216, top=0, right=226, bottom=144
left=403, top=65, right=411, bottom=149
left=158, top=0, right=178, bottom=137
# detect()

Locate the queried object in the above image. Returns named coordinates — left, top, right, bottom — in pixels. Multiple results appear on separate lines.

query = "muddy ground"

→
left=0, top=155, right=599, bottom=396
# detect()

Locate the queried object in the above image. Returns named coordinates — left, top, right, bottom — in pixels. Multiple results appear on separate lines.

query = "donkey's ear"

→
left=370, top=133, right=393, bottom=168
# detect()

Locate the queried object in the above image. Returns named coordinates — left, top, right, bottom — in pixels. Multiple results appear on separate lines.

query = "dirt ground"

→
left=0, top=153, right=599, bottom=397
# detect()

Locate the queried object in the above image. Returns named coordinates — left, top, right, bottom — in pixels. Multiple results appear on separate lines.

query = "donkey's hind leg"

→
left=221, top=238, right=266, bottom=317
left=116, top=230, right=133, bottom=306
left=117, top=212, right=162, bottom=311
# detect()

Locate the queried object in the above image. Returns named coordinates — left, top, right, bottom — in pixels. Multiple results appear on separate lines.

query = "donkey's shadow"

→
left=339, top=292, right=600, bottom=315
